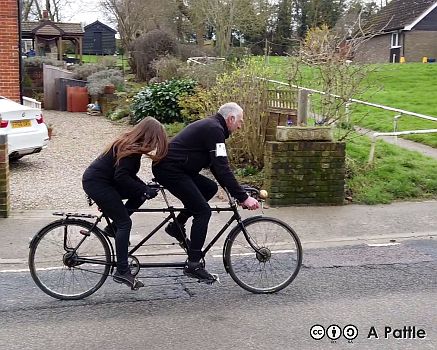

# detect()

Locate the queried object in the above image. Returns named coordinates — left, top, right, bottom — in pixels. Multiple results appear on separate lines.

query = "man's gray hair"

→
left=218, top=102, right=243, bottom=121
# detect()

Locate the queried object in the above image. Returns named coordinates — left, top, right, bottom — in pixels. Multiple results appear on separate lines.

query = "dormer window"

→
left=391, top=32, right=400, bottom=48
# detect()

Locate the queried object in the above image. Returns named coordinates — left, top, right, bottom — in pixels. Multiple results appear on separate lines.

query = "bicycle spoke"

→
left=29, top=219, right=111, bottom=300
left=226, top=217, right=302, bottom=293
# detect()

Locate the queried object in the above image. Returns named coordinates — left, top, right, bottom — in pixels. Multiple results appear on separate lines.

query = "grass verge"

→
left=345, top=134, right=437, bottom=204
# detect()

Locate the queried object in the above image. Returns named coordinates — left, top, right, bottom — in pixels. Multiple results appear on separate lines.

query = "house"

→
left=0, top=0, right=20, bottom=101
left=21, top=11, right=84, bottom=61
left=83, top=21, right=117, bottom=55
left=354, top=0, right=437, bottom=63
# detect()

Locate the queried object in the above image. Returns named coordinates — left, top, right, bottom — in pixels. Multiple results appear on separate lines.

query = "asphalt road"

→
left=0, top=239, right=435, bottom=350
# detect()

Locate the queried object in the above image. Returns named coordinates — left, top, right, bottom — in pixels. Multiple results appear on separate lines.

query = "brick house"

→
left=354, top=0, right=437, bottom=63
left=0, top=0, right=21, bottom=101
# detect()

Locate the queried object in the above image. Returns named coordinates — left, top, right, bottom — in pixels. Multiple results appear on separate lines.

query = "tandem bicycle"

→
left=28, top=182, right=302, bottom=300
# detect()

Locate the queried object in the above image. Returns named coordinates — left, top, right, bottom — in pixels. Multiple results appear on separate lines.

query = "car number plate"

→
left=11, top=120, right=31, bottom=128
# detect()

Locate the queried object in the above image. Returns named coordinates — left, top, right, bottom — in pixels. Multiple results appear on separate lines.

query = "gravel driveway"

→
left=10, top=111, right=155, bottom=210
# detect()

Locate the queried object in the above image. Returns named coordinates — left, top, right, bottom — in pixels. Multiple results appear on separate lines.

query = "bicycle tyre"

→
left=29, top=218, right=112, bottom=300
left=224, top=217, right=302, bottom=294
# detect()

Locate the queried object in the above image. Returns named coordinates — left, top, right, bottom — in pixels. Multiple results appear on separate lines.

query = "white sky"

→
left=63, top=0, right=380, bottom=33
left=64, top=0, right=115, bottom=28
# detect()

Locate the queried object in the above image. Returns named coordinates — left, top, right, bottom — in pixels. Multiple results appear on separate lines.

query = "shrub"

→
left=177, top=43, right=213, bottom=61
left=178, top=87, right=215, bottom=123
left=131, top=79, right=197, bottom=124
left=178, top=61, right=226, bottom=89
left=225, top=47, right=251, bottom=63
left=107, top=107, right=130, bottom=121
left=164, top=122, right=186, bottom=138
left=87, top=69, right=124, bottom=96
left=151, top=55, right=185, bottom=82
left=130, top=29, right=178, bottom=81
left=24, top=56, right=64, bottom=67
left=97, top=56, right=117, bottom=68
left=72, top=63, right=106, bottom=80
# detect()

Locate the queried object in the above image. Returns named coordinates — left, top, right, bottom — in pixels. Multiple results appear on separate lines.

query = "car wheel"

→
left=9, top=155, right=24, bottom=162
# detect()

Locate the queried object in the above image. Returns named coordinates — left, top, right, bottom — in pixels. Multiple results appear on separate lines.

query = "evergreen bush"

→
left=131, top=79, right=197, bottom=124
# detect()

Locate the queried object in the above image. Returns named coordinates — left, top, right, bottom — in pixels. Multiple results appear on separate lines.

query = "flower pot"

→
left=104, top=84, right=116, bottom=94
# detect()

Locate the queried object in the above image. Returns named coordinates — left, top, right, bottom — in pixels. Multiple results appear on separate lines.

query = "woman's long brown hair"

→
left=103, top=117, right=168, bottom=164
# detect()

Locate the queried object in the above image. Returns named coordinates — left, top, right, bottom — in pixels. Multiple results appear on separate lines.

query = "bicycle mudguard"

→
left=29, top=218, right=114, bottom=257
left=222, top=215, right=263, bottom=273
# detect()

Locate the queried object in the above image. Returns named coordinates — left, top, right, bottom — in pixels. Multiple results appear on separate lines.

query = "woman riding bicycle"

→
left=82, top=117, right=168, bottom=289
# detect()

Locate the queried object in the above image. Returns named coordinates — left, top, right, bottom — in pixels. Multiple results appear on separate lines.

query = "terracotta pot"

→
left=104, top=84, right=116, bottom=94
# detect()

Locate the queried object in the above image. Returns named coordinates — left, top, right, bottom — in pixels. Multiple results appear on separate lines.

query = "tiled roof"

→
left=362, top=0, right=437, bottom=33
left=22, top=21, right=84, bottom=35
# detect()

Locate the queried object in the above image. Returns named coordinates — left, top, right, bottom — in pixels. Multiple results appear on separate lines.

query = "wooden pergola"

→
left=21, top=19, right=84, bottom=61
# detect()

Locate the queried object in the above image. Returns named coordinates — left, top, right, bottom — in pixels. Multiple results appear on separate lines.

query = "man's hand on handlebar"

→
left=241, top=196, right=260, bottom=210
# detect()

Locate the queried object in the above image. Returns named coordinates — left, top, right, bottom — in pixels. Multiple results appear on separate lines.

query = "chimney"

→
left=42, top=10, right=49, bottom=21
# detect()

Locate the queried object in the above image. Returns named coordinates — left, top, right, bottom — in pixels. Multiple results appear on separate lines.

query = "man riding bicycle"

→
left=152, top=102, right=259, bottom=283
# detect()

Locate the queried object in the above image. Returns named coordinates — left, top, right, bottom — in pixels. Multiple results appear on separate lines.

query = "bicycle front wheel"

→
left=224, top=217, right=302, bottom=294
left=29, top=218, right=112, bottom=300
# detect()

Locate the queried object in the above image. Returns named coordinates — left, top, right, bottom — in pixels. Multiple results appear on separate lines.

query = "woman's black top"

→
left=83, top=147, right=148, bottom=198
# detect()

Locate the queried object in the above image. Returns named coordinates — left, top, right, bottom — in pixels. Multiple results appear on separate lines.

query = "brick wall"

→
left=264, top=141, right=345, bottom=206
left=404, top=31, right=437, bottom=62
left=354, top=34, right=390, bottom=64
left=0, top=135, right=10, bottom=217
left=0, top=0, right=20, bottom=101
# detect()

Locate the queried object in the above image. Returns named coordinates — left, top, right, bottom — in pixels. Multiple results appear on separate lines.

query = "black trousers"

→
left=82, top=180, right=145, bottom=273
left=152, top=162, right=218, bottom=261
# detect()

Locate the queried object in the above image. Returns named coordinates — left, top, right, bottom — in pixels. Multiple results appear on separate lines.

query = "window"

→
left=391, top=32, right=400, bottom=47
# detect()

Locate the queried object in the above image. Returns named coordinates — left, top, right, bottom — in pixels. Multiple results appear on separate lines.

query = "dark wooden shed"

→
left=83, top=21, right=117, bottom=55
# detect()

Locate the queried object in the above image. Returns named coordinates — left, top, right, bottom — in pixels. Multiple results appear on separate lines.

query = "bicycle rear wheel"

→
left=29, top=218, right=112, bottom=300
left=224, top=217, right=302, bottom=294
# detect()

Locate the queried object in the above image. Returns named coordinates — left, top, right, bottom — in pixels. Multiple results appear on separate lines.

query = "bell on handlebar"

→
left=259, top=190, right=269, bottom=200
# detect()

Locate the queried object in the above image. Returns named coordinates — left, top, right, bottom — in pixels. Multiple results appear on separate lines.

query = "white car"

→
left=0, top=96, right=49, bottom=160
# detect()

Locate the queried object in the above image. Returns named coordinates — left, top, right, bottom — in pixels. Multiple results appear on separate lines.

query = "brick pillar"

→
left=0, top=135, right=10, bottom=217
left=0, top=0, right=21, bottom=101
left=264, top=141, right=345, bottom=206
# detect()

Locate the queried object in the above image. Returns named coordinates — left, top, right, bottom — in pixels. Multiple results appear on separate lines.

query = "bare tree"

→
left=22, top=0, right=72, bottom=21
left=101, top=0, right=179, bottom=51
left=187, top=0, right=271, bottom=56
left=289, top=23, right=383, bottom=139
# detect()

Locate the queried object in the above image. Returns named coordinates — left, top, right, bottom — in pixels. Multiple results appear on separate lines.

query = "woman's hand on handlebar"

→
left=241, top=196, right=260, bottom=210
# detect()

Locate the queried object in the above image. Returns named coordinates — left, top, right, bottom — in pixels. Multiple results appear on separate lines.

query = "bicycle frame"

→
left=70, top=186, right=264, bottom=270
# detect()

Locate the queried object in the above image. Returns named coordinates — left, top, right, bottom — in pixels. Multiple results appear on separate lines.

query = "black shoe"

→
left=165, top=222, right=190, bottom=248
left=183, top=261, right=216, bottom=283
left=113, top=270, right=144, bottom=290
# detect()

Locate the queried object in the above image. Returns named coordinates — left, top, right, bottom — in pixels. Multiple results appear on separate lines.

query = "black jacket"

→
left=156, top=113, right=248, bottom=202
left=82, top=147, right=148, bottom=198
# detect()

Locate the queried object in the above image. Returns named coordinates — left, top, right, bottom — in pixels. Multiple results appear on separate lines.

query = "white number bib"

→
left=216, top=143, right=227, bottom=157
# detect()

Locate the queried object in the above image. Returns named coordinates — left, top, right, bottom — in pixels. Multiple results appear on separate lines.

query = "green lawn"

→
left=264, top=58, right=437, bottom=147
left=346, top=133, right=437, bottom=203
left=68, top=54, right=130, bottom=71
left=351, top=64, right=437, bottom=147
